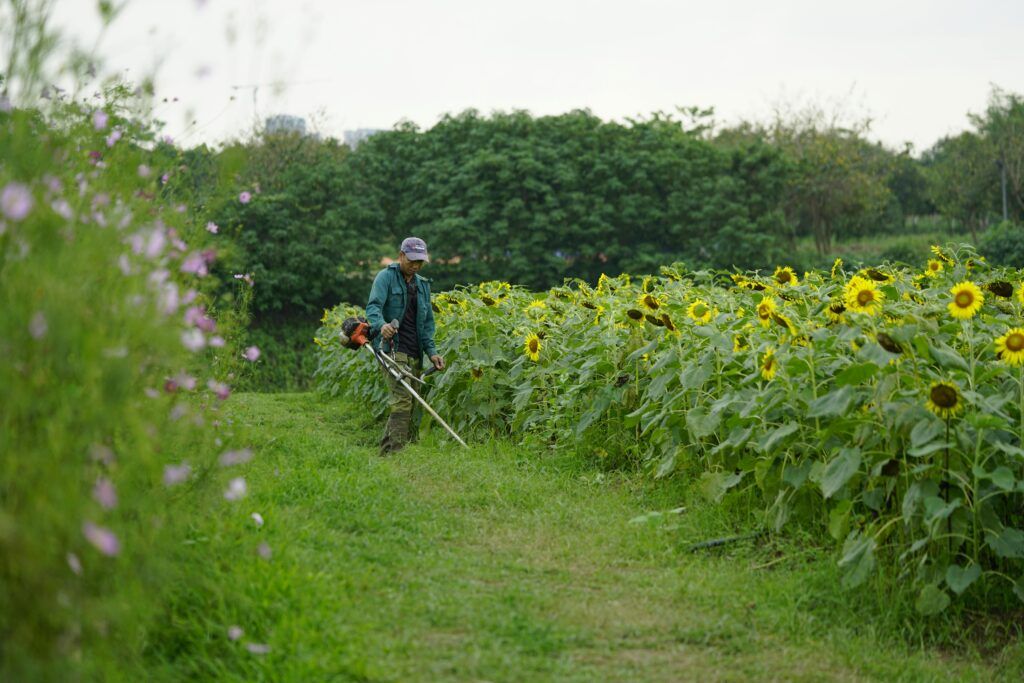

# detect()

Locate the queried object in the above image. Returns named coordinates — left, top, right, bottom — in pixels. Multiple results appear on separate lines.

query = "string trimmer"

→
left=338, top=316, right=468, bottom=449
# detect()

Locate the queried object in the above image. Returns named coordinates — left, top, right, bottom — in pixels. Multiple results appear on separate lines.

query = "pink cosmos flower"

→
left=224, top=477, right=247, bottom=501
left=90, top=444, right=115, bottom=465
left=51, top=198, right=73, bottom=219
left=251, top=512, right=264, bottom=527
left=246, top=643, right=270, bottom=655
left=67, top=552, right=83, bottom=575
left=105, top=129, right=122, bottom=147
left=144, top=387, right=160, bottom=399
left=219, top=448, right=253, bottom=467
left=181, top=252, right=208, bottom=277
left=243, top=346, right=261, bottom=362
left=144, top=228, right=167, bottom=259
left=208, top=379, right=230, bottom=400
left=93, top=110, right=108, bottom=130
left=206, top=221, right=219, bottom=234
left=163, top=462, right=192, bottom=486
left=257, top=542, right=272, bottom=559
left=238, top=191, right=252, bottom=204
left=161, top=173, right=170, bottom=184
left=0, top=94, right=11, bottom=112
left=93, top=477, right=117, bottom=510
left=209, top=336, right=226, bottom=348
left=137, top=164, right=151, bottom=178
left=29, top=312, right=48, bottom=339
left=82, top=522, right=120, bottom=556
left=1, top=182, right=33, bottom=221
left=233, top=273, right=254, bottom=287
left=228, top=625, right=244, bottom=641
left=181, top=329, right=206, bottom=352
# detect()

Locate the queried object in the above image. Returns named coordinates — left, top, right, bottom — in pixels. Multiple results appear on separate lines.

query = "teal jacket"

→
left=365, top=263, right=438, bottom=358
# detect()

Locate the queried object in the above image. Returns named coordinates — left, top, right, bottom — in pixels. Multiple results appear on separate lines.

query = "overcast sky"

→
left=50, top=0, right=1024, bottom=151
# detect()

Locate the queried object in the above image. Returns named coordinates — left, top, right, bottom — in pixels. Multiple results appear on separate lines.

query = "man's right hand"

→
left=381, top=323, right=397, bottom=340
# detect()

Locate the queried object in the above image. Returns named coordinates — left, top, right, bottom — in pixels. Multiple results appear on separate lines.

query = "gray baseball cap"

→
left=400, top=236, right=429, bottom=261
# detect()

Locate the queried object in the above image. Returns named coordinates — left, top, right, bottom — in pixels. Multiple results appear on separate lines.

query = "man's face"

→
left=399, top=252, right=425, bottom=278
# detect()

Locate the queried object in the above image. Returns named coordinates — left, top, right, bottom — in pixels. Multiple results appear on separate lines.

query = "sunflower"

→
left=931, top=245, right=954, bottom=265
left=471, top=367, right=483, bottom=380
left=1018, top=284, right=1024, bottom=307
left=687, top=299, right=713, bottom=325
left=948, top=281, right=984, bottom=320
left=844, top=276, right=884, bottom=316
left=660, top=313, right=678, bottom=332
left=756, top=296, right=776, bottom=328
left=825, top=300, right=846, bottom=324
left=770, top=311, right=797, bottom=336
left=862, top=268, right=892, bottom=283
left=733, top=334, right=749, bottom=353
left=924, top=259, right=944, bottom=277
left=523, top=333, right=541, bottom=361
left=760, top=347, right=778, bottom=380
left=579, top=300, right=597, bottom=310
left=480, top=295, right=497, bottom=306
left=995, top=327, right=1024, bottom=366
left=626, top=308, right=644, bottom=322
left=525, top=301, right=547, bottom=319
left=773, top=266, right=798, bottom=286
left=988, top=281, right=1013, bottom=298
left=830, top=257, right=844, bottom=280
left=639, top=292, right=663, bottom=311
left=925, top=381, right=963, bottom=420
left=644, top=314, right=665, bottom=327
left=875, top=332, right=902, bottom=355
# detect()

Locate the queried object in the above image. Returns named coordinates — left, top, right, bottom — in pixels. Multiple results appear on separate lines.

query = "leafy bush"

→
left=0, top=79, right=259, bottom=681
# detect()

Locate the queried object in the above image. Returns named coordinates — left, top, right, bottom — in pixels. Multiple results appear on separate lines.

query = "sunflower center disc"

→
left=955, top=292, right=973, bottom=308
left=1008, top=334, right=1024, bottom=352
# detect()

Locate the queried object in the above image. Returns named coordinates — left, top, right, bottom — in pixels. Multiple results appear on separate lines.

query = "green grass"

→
left=145, top=393, right=1024, bottom=682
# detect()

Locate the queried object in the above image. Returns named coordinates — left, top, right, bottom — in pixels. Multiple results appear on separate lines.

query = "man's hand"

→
left=430, top=354, right=445, bottom=370
left=381, top=323, right=397, bottom=340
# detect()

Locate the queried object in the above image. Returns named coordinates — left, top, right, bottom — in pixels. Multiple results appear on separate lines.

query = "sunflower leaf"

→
left=946, top=563, right=981, bottom=595
left=818, top=447, right=861, bottom=499
left=916, top=584, right=951, bottom=615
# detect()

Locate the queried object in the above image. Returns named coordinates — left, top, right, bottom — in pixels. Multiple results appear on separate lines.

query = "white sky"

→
left=49, top=0, right=1024, bottom=152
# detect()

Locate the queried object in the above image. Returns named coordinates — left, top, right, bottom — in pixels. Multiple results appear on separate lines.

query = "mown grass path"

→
left=165, top=393, right=1022, bottom=682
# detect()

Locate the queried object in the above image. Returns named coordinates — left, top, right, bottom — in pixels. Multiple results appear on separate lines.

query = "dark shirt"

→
left=397, top=277, right=420, bottom=357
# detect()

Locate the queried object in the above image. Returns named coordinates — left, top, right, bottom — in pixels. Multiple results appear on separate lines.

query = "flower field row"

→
left=316, top=245, right=1024, bottom=613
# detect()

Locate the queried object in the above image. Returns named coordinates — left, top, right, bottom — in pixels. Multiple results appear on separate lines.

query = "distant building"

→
left=343, top=128, right=381, bottom=148
left=265, top=115, right=306, bottom=135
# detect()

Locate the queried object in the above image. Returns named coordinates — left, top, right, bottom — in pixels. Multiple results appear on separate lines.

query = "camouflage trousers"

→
left=379, top=351, right=423, bottom=455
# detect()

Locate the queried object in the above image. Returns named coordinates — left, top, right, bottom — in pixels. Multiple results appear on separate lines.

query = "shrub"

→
left=979, top=221, right=1024, bottom=267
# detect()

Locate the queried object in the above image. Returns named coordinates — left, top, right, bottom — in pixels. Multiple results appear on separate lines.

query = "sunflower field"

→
left=315, top=245, right=1024, bottom=613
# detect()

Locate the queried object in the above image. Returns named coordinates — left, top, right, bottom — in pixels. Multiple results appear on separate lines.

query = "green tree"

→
left=922, top=131, right=998, bottom=241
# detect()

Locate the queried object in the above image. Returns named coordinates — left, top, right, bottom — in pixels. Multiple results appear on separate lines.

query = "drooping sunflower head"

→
left=770, top=311, right=797, bottom=336
left=525, top=300, right=547, bottom=318
left=480, top=295, right=497, bottom=306
left=925, top=259, right=944, bottom=277
left=471, top=367, right=484, bottom=380
left=987, top=281, right=1013, bottom=298
left=931, top=245, right=954, bottom=265
left=862, top=268, right=892, bottom=283
left=760, top=347, right=778, bottom=381
left=626, top=308, right=644, bottom=322
left=639, top=292, right=662, bottom=311
left=756, top=296, right=776, bottom=328
left=995, top=327, right=1024, bottom=366
left=733, top=334, right=748, bottom=353
left=687, top=299, right=713, bottom=325
left=948, top=281, right=984, bottom=320
left=579, top=299, right=597, bottom=310
left=925, top=381, right=963, bottom=420
left=826, top=300, right=846, bottom=324
left=523, top=332, right=541, bottom=361
left=773, top=266, right=798, bottom=286
left=660, top=313, right=678, bottom=332
left=875, top=332, right=902, bottom=355
left=645, top=314, right=665, bottom=327
left=844, top=275, right=884, bottom=316
left=830, top=258, right=843, bottom=280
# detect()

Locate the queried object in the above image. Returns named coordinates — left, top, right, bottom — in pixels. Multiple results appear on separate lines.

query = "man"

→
left=365, top=237, right=445, bottom=455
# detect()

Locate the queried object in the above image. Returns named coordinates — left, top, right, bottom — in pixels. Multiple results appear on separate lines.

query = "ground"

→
left=150, top=393, right=1024, bottom=682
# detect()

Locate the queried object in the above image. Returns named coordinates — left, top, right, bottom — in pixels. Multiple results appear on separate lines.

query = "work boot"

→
left=379, top=410, right=412, bottom=455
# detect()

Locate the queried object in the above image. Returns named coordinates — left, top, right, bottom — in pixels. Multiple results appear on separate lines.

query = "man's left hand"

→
left=430, top=355, right=445, bottom=370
